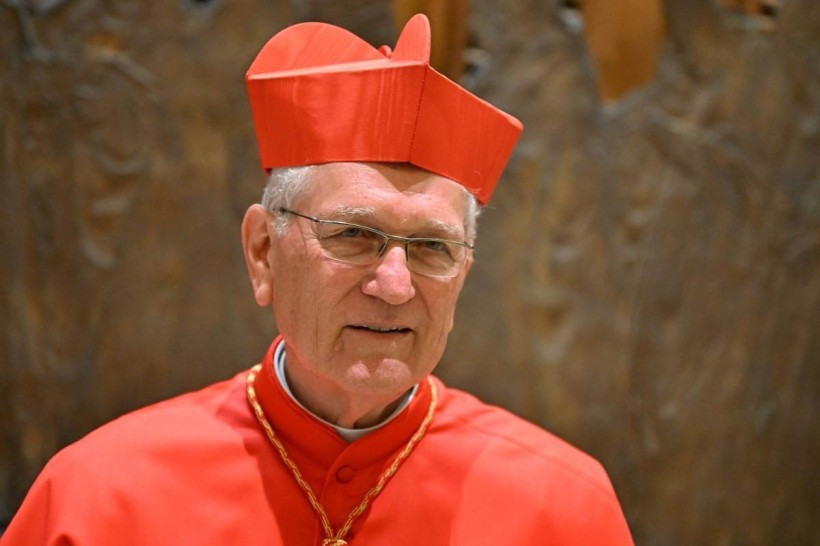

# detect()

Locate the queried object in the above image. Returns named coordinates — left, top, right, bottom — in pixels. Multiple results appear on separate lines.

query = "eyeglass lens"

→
left=314, top=222, right=465, bottom=278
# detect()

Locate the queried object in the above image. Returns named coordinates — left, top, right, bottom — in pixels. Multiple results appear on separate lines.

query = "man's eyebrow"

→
left=329, top=206, right=464, bottom=239
left=330, top=206, right=378, bottom=220
left=422, top=218, right=464, bottom=239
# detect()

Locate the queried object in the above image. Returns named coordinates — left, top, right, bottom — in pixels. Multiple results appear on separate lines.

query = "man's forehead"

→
left=297, top=163, right=467, bottom=229
left=323, top=205, right=465, bottom=237
left=307, top=162, right=466, bottom=199
left=314, top=161, right=443, bottom=181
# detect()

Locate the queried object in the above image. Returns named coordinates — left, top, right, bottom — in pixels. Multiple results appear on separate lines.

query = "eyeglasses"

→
left=278, top=208, right=473, bottom=279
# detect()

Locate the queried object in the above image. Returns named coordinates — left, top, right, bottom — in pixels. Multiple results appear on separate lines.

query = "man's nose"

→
left=361, top=244, right=416, bottom=304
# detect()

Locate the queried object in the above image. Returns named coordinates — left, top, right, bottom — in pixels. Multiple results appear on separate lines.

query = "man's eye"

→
left=338, top=227, right=365, bottom=238
left=420, top=240, right=454, bottom=255
left=424, top=240, right=445, bottom=251
left=323, top=225, right=371, bottom=240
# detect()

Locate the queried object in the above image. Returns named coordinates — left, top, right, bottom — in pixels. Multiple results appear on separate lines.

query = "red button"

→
left=335, top=466, right=355, bottom=483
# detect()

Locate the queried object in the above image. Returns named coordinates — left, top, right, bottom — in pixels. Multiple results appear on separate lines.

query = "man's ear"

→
left=241, top=204, right=275, bottom=307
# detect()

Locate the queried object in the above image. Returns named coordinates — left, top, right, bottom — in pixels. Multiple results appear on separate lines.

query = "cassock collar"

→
left=253, top=337, right=436, bottom=470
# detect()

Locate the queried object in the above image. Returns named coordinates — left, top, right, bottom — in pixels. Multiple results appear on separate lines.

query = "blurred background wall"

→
left=1, top=0, right=818, bottom=544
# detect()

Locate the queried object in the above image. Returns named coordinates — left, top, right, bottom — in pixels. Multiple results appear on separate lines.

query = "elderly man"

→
left=2, top=14, right=633, bottom=546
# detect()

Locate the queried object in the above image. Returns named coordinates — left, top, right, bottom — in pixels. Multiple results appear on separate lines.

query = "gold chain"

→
left=246, top=364, right=438, bottom=545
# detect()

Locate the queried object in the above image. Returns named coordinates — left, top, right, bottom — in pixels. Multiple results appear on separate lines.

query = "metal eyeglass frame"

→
left=277, top=207, right=474, bottom=278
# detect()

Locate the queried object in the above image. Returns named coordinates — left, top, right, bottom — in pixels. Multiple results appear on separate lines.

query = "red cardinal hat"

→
left=246, top=14, right=523, bottom=205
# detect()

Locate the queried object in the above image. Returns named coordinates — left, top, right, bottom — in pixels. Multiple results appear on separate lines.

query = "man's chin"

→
left=341, top=358, right=419, bottom=393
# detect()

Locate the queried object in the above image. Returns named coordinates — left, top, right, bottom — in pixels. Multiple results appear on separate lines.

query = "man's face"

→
left=267, top=162, right=473, bottom=402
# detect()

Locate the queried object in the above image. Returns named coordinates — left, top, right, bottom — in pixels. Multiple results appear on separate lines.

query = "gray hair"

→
left=261, top=166, right=316, bottom=234
left=261, top=164, right=481, bottom=240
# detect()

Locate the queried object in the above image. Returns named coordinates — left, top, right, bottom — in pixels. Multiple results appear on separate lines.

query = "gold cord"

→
left=246, top=364, right=438, bottom=545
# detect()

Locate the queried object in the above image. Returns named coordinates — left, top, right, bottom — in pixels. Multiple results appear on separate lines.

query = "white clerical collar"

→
left=273, top=340, right=418, bottom=442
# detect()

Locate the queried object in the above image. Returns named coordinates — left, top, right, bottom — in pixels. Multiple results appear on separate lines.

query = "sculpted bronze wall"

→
left=1, top=1, right=818, bottom=544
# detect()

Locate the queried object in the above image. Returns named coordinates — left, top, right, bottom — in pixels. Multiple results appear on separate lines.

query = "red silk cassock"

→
left=2, top=340, right=634, bottom=545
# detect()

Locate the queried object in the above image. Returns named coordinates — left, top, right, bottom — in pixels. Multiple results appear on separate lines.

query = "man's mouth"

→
left=349, top=325, right=412, bottom=334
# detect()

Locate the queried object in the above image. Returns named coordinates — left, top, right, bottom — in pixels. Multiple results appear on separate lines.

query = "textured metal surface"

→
left=2, top=0, right=818, bottom=543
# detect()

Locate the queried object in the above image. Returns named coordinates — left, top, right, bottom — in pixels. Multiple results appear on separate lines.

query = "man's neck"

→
left=273, top=341, right=417, bottom=436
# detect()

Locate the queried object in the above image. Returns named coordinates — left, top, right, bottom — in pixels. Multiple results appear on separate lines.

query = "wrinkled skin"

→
left=242, top=162, right=473, bottom=427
